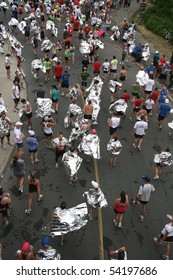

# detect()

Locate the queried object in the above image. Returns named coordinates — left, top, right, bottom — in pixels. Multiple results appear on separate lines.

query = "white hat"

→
left=28, top=130, right=35, bottom=136
left=91, top=180, right=99, bottom=189
left=165, top=99, right=169, bottom=104
left=16, top=121, right=23, bottom=126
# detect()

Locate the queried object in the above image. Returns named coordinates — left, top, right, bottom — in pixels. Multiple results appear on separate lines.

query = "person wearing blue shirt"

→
left=158, top=99, right=171, bottom=129
left=145, top=63, right=156, bottom=76
left=131, top=44, right=142, bottom=62
left=61, top=70, right=71, bottom=97
left=26, top=131, right=39, bottom=164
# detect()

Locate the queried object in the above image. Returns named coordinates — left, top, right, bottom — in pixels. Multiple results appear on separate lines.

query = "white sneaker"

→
left=153, top=237, right=158, bottom=244
left=118, top=222, right=122, bottom=228
left=1, top=145, right=6, bottom=150
left=153, top=175, right=159, bottom=179
left=55, top=162, right=58, bottom=168
left=113, top=219, right=117, bottom=226
left=61, top=92, right=65, bottom=96
left=35, top=159, right=39, bottom=163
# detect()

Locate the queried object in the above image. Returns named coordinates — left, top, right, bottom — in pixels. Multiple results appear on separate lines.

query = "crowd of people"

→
left=0, top=0, right=173, bottom=260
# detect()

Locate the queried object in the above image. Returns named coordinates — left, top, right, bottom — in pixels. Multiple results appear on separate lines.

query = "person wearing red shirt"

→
left=73, top=18, right=80, bottom=36
left=151, top=87, right=159, bottom=103
left=121, top=90, right=130, bottom=102
left=84, top=24, right=91, bottom=39
left=54, top=61, right=63, bottom=84
left=157, top=54, right=166, bottom=75
left=92, top=58, right=101, bottom=74
left=65, top=37, right=71, bottom=48
left=130, top=97, right=143, bottom=121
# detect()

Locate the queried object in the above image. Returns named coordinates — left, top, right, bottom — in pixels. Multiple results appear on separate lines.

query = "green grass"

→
left=142, top=0, right=173, bottom=44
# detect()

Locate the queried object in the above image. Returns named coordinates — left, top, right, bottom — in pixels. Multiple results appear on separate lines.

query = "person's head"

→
left=113, top=55, right=116, bottom=59
left=58, top=132, right=63, bottom=140
left=21, top=242, right=31, bottom=255
left=15, top=121, right=23, bottom=128
left=28, top=130, right=35, bottom=137
left=39, top=82, right=43, bottom=87
left=60, top=201, right=67, bottom=210
left=88, top=99, right=92, bottom=105
left=1, top=111, right=6, bottom=119
left=69, top=147, right=75, bottom=153
left=120, top=191, right=126, bottom=203
left=165, top=146, right=170, bottom=152
left=21, top=99, right=26, bottom=104
left=29, top=170, right=38, bottom=181
left=41, top=236, right=50, bottom=248
left=141, top=115, right=145, bottom=121
left=142, top=176, right=150, bottom=183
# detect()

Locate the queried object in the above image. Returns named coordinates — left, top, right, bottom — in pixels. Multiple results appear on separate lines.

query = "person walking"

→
left=0, top=111, right=13, bottom=149
left=21, top=99, right=32, bottom=129
left=110, top=55, right=118, bottom=78
left=154, top=214, right=173, bottom=260
left=61, top=69, right=71, bottom=97
left=50, top=85, right=59, bottom=113
left=153, top=146, right=172, bottom=179
left=26, top=130, right=39, bottom=165
left=82, top=100, right=93, bottom=128
left=25, top=170, right=43, bottom=214
left=107, top=112, right=121, bottom=138
left=102, top=58, right=110, bottom=83
left=14, top=121, right=25, bottom=157
left=107, top=135, right=122, bottom=167
left=10, top=154, right=25, bottom=193
left=0, top=187, right=11, bottom=226
left=42, top=116, right=56, bottom=149
left=132, top=114, right=148, bottom=151
left=12, top=80, right=20, bottom=112
left=158, top=98, right=171, bottom=129
left=112, top=191, right=129, bottom=228
left=132, top=176, right=155, bottom=222
left=53, top=132, right=68, bottom=168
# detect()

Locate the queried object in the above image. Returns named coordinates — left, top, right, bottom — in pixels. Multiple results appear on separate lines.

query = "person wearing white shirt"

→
left=102, top=58, right=110, bottom=82
left=132, top=114, right=148, bottom=151
left=145, top=97, right=155, bottom=115
left=144, top=76, right=155, bottom=99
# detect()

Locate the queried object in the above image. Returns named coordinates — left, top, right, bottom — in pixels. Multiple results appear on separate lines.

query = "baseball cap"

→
left=28, top=130, right=35, bottom=136
left=42, top=236, right=50, bottom=247
left=21, top=242, right=30, bottom=253
left=16, top=121, right=23, bottom=126
left=91, top=180, right=99, bottom=189
left=165, top=99, right=169, bottom=104
left=142, top=176, right=150, bottom=182
left=91, top=129, right=97, bottom=135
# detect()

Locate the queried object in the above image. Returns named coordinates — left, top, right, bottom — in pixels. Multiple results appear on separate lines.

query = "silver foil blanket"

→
left=153, top=152, right=173, bottom=167
left=78, top=134, right=101, bottom=159
left=31, top=59, right=46, bottom=76
left=108, top=80, right=122, bottom=92
left=83, top=188, right=108, bottom=208
left=109, top=99, right=128, bottom=115
left=107, top=139, right=122, bottom=155
left=62, top=151, right=83, bottom=176
left=36, top=98, right=53, bottom=117
left=48, top=203, right=88, bottom=236
left=64, top=104, right=83, bottom=128
left=8, top=34, right=23, bottom=48
left=46, top=20, right=58, bottom=37
left=41, top=39, right=53, bottom=52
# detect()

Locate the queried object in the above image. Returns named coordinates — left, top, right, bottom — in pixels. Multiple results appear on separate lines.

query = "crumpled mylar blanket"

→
left=31, top=59, right=46, bottom=77
left=142, top=45, right=150, bottom=62
left=46, top=20, right=58, bottom=37
left=8, top=18, right=19, bottom=26
left=0, top=2, right=9, bottom=9
left=17, top=20, right=26, bottom=34
left=85, top=95, right=101, bottom=124
left=78, top=133, right=101, bottom=159
left=36, top=98, right=53, bottom=117
left=68, top=127, right=84, bottom=144
left=153, top=152, right=173, bottom=167
left=41, top=39, right=53, bottom=52
left=0, top=24, right=7, bottom=39
left=46, top=203, right=88, bottom=237
left=108, top=80, right=122, bottom=92
left=86, top=76, right=103, bottom=96
left=79, top=40, right=90, bottom=54
left=136, top=70, right=149, bottom=86
left=52, top=136, right=68, bottom=148
left=107, top=139, right=122, bottom=155
left=0, top=42, right=4, bottom=54
left=62, top=150, right=83, bottom=177
left=64, top=104, right=83, bottom=128
left=109, top=99, right=128, bottom=115
left=83, top=188, right=108, bottom=208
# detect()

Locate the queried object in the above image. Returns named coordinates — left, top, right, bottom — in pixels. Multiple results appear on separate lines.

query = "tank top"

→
left=43, top=122, right=52, bottom=134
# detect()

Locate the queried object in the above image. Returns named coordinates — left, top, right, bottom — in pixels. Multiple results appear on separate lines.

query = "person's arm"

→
left=157, top=231, right=169, bottom=245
